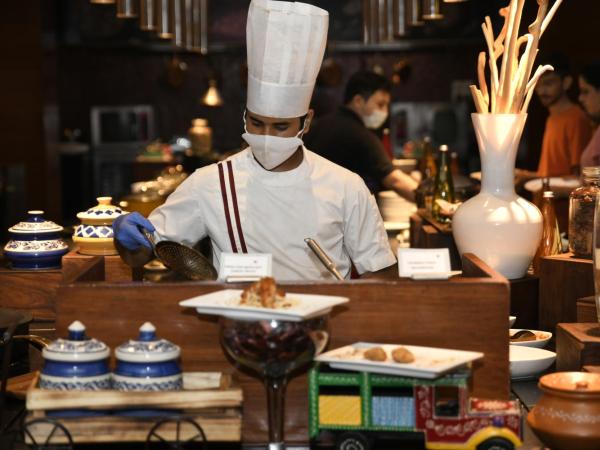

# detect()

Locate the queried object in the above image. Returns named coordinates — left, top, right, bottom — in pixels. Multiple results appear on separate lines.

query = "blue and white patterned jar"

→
left=3, top=210, right=69, bottom=270
left=40, top=321, right=111, bottom=390
left=113, top=322, right=183, bottom=391
left=73, top=197, right=127, bottom=256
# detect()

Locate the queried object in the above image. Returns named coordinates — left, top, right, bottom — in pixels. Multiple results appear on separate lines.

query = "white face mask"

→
left=362, top=109, right=388, bottom=130
left=242, top=113, right=307, bottom=170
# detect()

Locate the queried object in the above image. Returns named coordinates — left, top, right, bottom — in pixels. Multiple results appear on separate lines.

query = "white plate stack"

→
left=378, top=190, right=417, bottom=230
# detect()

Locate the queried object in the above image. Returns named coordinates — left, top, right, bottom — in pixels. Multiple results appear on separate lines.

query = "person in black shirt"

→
left=305, top=70, right=417, bottom=200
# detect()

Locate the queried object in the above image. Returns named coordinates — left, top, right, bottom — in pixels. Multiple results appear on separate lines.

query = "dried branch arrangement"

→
left=470, top=0, right=563, bottom=114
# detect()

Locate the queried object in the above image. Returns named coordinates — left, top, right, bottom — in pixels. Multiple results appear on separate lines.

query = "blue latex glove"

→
left=113, top=212, right=156, bottom=251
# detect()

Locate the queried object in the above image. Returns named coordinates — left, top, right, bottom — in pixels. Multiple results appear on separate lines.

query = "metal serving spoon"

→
left=141, top=229, right=218, bottom=281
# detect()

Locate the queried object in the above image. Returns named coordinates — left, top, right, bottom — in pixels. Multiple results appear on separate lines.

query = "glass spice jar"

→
left=569, top=167, right=600, bottom=258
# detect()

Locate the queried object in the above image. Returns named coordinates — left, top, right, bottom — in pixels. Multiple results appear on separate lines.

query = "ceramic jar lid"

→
left=77, top=197, right=126, bottom=223
left=115, top=322, right=181, bottom=363
left=8, top=211, right=63, bottom=235
left=540, top=372, right=600, bottom=394
left=42, top=321, right=110, bottom=362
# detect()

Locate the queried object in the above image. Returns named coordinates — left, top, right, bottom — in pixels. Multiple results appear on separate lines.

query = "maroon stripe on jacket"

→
left=217, top=162, right=238, bottom=253
left=227, top=160, right=248, bottom=254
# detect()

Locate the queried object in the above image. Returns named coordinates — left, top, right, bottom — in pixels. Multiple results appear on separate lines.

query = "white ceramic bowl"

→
left=509, top=316, right=516, bottom=327
left=509, top=329, right=552, bottom=348
left=509, top=346, right=556, bottom=380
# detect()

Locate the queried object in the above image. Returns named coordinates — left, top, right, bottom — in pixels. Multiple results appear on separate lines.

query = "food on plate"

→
left=364, top=347, right=387, bottom=362
left=392, top=346, right=415, bottom=364
left=239, top=277, right=294, bottom=309
left=509, top=329, right=548, bottom=343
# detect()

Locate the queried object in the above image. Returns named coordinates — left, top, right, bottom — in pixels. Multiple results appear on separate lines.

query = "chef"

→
left=114, top=0, right=396, bottom=280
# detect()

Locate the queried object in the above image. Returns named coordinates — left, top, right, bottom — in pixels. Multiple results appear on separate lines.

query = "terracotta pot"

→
left=527, top=371, right=600, bottom=450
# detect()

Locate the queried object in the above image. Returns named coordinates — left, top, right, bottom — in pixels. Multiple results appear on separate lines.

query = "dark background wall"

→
left=54, top=0, right=599, bottom=154
left=0, top=0, right=598, bottom=226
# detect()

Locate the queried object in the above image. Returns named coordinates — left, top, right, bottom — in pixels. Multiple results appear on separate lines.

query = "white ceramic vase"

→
left=452, top=113, right=542, bottom=279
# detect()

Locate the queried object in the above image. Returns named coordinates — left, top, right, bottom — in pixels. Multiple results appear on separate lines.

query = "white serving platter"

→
left=384, top=221, right=410, bottom=231
left=315, top=342, right=484, bottom=379
left=509, top=329, right=552, bottom=349
left=509, top=345, right=556, bottom=380
left=524, top=177, right=580, bottom=193
left=179, top=289, right=349, bottom=322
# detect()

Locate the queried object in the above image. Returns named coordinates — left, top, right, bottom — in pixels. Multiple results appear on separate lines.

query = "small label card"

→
left=219, top=253, right=272, bottom=282
left=397, top=248, right=451, bottom=278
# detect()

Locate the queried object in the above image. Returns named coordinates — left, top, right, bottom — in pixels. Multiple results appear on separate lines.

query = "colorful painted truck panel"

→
left=309, top=364, right=522, bottom=450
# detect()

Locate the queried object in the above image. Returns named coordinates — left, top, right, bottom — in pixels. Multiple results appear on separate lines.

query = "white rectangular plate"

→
left=315, top=342, right=484, bottom=379
left=179, top=289, right=349, bottom=322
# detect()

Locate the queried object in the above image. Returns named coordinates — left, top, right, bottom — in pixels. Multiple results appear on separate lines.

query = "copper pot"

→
left=528, top=372, right=600, bottom=450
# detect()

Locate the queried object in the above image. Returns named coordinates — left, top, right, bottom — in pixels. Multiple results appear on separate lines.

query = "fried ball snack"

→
left=392, top=346, right=415, bottom=364
left=239, top=277, right=292, bottom=309
left=364, top=347, right=387, bottom=362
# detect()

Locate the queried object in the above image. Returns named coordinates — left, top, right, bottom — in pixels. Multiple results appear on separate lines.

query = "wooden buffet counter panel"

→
left=539, top=253, right=594, bottom=332
left=0, top=249, right=136, bottom=321
left=54, top=253, right=510, bottom=445
left=410, top=211, right=540, bottom=330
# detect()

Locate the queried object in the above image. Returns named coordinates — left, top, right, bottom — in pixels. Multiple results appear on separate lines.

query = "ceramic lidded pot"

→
left=40, top=321, right=111, bottom=390
left=528, top=371, right=600, bottom=450
left=113, top=322, right=183, bottom=391
left=3, top=210, right=69, bottom=270
left=73, top=197, right=126, bottom=255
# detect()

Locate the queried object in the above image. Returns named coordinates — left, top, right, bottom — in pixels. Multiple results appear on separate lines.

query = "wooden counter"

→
left=410, top=211, right=461, bottom=270
left=0, top=249, right=136, bottom=321
left=54, top=254, right=510, bottom=445
left=409, top=212, right=539, bottom=329
left=538, top=253, right=594, bottom=332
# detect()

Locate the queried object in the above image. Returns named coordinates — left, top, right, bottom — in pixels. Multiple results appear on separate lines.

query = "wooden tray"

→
left=24, top=371, right=242, bottom=444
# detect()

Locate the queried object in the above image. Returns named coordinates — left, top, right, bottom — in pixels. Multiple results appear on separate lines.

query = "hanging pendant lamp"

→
left=156, top=0, right=174, bottom=39
left=186, top=0, right=208, bottom=54
left=422, top=0, right=444, bottom=20
left=405, top=0, right=423, bottom=26
left=201, top=79, right=223, bottom=107
left=172, top=0, right=186, bottom=47
left=140, top=0, right=156, bottom=30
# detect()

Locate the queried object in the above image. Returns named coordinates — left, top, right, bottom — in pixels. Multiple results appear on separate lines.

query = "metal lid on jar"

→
left=540, top=371, right=600, bottom=394
left=76, top=197, right=126, bottom=222
left=8, top=211, right=63, bottom=234
left=115, top=322, right=181, bottom=363
left=42, top=321, right=110, bottom=362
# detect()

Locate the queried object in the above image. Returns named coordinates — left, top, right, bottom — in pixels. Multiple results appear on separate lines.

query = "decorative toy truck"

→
left=309, top=364, right=522, bottom=450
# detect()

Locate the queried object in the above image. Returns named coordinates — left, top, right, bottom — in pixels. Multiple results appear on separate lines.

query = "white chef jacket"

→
left=149, top=147, right=396, bottom=281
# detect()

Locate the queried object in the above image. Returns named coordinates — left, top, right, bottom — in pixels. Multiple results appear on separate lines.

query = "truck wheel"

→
left=336, top=432, right=372, bottom=450
left=476, top=437, right=515, bottom=450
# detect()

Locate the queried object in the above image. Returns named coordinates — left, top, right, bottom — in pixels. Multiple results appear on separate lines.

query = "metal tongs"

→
left=304, top=238, right=344, bottom=281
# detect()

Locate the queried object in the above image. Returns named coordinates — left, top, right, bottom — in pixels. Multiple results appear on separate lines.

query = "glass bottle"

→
left=532, top=191, right=562, bottom=274
left=415, top=137, right=437, bottom=212
left=432, top=145, right=455, bottom=224
left=450, top=151, right=460, bottom=176
left=569, top=167, right=600, bottom=258
left=592, top=194, right=600, bottom=323
left=419, top=136, right=437, bottom=179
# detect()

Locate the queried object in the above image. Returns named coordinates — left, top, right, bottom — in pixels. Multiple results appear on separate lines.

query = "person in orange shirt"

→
left=535, top=54, right=593, bottom=177
left=579, top=61, right=600, bottom=167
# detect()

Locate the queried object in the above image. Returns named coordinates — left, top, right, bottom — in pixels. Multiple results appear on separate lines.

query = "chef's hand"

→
left=113, top=212, right=155, bottom=250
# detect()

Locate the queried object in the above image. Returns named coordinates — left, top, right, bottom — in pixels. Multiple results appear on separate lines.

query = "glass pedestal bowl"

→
left=219, top=316, right=329, bottom=450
